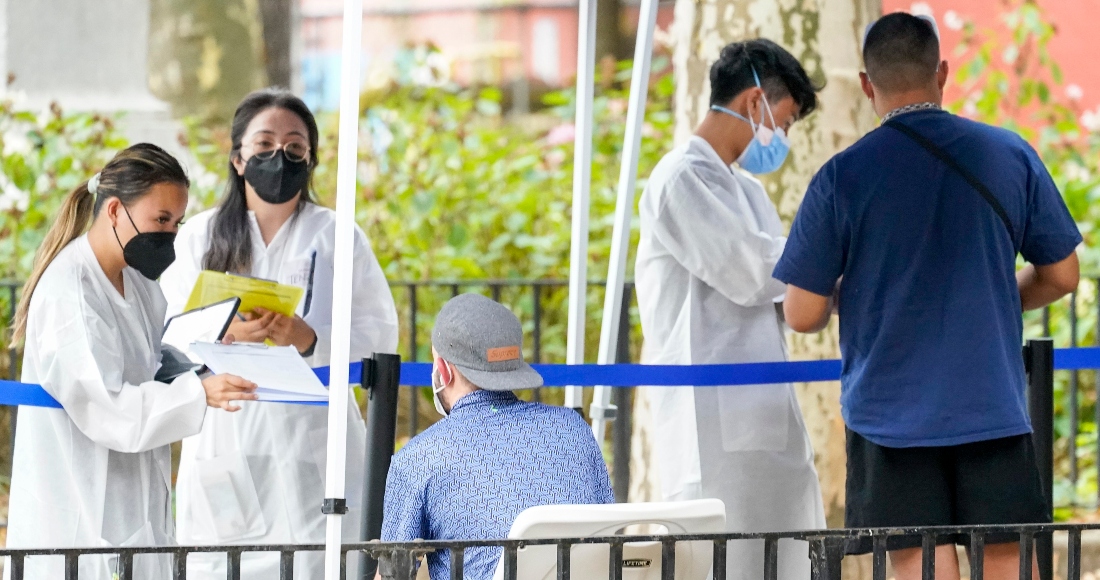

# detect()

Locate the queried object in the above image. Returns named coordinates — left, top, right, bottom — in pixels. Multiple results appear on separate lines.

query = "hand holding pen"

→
left=252, top=306, right=317, bottom=355
left=227, top=309, right=278, bottom=343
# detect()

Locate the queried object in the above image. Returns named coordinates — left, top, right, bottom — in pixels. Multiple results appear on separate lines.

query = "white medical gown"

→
left=6, top=235, right=208, bottom=580
left=635, top=137, right=826, bottom=580
left=160, top=202, right=399, bottom=580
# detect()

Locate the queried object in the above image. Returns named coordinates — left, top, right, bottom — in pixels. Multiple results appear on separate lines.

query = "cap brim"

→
left=454, top=361, right=544, bottom=392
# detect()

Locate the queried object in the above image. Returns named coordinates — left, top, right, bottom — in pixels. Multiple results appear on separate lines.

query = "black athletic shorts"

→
left=844, top=428, right=1050, bottom=553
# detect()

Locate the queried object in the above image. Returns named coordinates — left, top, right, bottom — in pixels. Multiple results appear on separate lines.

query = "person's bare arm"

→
left=1018, top=252, right=1079, bottom=311
left=783, top=284, right=833, bottom=333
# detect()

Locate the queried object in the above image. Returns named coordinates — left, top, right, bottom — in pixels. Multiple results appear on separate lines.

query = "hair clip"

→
left=88, top=172, right=101, bottom=195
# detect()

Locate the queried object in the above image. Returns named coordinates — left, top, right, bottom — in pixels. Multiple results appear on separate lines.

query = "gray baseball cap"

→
left=431, top=293, right=544, bottom=392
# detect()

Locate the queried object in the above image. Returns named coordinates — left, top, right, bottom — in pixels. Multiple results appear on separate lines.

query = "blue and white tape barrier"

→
left=5, top=347, right=1100, bottom=409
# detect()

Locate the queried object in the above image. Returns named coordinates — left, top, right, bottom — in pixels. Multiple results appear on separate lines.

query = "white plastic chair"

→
left=490, top=499, right=726, bottom=580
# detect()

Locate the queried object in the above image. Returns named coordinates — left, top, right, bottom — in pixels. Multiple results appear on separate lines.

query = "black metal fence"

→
left=1047, top=284, right=1100, bottom=508
left=0, top=523, right=1088, bottom=580
left=368, top=524, right=1082, bottom=580
left=0, top=338, right=1065, bottom=580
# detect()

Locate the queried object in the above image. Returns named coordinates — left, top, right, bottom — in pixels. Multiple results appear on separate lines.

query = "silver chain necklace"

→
left=881, top=102, right=940, bottom=124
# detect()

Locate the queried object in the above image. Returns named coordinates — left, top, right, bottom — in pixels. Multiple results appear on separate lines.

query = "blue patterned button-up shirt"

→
left=381, top=389, right=615, bottom=579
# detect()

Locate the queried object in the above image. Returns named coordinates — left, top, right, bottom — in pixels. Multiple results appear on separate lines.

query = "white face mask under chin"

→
left=431, top=363, right=449, bottom=416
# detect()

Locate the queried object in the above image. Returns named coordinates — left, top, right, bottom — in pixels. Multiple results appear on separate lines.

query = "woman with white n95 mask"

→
left=5, top=144, right=257, bottom=580
left=159, top=88, right=399, bottom=580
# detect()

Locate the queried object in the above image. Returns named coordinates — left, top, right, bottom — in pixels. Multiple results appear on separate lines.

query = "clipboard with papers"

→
left=156, top=297, right=242, bottom=382
left=189, top=342, right=329, bottom=403
left=184, top=270, right=304, bottom=318
left=162, top=297, right=241, bottom=362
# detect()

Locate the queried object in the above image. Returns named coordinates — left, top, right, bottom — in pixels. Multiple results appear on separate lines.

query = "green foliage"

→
left=0, top=102, right=127, bottom=281
left=175, top=49, right=674, bottom=418
left=351, top=56, right=673, bottom=365
left=0, top=101, right=126, bottom=375
left=183, top=50, right=676, bottom=368
left=948, top=0, right=1100, bottom=517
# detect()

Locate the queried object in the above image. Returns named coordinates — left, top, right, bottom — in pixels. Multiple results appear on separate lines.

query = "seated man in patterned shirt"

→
left=380, top=293, right=615, bottom=580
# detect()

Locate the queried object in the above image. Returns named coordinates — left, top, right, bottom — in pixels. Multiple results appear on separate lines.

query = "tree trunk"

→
left=147, top=0, right=267, bottom=124
left=258, top=0, right=293, bottom=89
left=631, top=0, right=880, bottom=535
left=596, top=0, right=626, bottom=63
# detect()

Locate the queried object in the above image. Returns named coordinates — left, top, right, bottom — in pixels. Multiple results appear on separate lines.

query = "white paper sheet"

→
left=189, top=342, right=329, bottom=403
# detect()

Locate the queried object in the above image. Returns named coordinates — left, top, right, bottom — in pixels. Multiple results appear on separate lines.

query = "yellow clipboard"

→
left=184, top=271, right=304, bottom=318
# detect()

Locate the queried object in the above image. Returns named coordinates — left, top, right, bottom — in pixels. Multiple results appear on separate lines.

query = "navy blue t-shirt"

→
left=773, top=110, right=1081, bottom=448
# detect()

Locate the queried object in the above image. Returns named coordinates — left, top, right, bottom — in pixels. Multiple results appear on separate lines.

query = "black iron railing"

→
left=368, top=523, right=1079, bottom=580
left=0, top=523, right=1086, bottom=580
left=1049, top=284, right=1100, bottom=507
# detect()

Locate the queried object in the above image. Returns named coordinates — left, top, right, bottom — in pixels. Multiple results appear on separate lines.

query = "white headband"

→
left=88, top=172, right=101, bottom=195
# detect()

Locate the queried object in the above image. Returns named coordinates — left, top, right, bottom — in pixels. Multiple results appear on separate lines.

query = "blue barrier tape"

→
left=394, top=360, right=845, bottom=387
left=6, top=347, right=1100, bottom=410
left=1054, top=347, right=1100, bottom=370
left=0, top=380, right=62, bottom=409
left=311, top=361, right=364, bottom=387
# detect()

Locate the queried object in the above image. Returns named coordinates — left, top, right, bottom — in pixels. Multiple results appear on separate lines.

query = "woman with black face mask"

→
left=159, top=89, right=398, bottom=580
left=6, top=144, right=257, bottom=580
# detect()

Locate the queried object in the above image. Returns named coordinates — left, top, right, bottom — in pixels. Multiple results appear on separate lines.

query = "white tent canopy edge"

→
left=318, top=0, right=639, bottom=574
left=323, top=0, right=363, bottom=578
left=590, top=0, right=660, bottom=442
left=564, top=0, right=599, bottom=410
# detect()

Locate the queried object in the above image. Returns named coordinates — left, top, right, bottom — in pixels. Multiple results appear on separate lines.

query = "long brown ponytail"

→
left=11, top=182, right=95, bottom=342
left=11, top=143, right=188, bottom=342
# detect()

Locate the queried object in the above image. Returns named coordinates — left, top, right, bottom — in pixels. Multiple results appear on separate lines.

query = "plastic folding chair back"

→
left=490, top=498, right=726, bottom=580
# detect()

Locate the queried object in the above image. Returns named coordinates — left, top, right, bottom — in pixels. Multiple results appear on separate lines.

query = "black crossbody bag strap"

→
left=884, top=120, right=1017, bottom=243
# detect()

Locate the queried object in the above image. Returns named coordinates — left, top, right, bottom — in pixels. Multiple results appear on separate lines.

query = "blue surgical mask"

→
left=710, top=69, right=791, bottom=174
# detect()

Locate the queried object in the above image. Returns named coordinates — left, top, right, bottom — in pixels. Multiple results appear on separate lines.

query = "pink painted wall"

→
left=882, top=0, right=1100, bottom=113
left=300, top=0, right=674, bottom=91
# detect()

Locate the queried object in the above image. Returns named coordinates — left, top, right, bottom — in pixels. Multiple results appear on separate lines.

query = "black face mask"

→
left=114, top=206, right=176, bottom=280
left=243, top=150, right=311, bottom=205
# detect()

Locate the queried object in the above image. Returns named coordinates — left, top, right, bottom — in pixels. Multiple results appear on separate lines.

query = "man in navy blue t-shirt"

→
left=774, top=13, right=1081, bottom=580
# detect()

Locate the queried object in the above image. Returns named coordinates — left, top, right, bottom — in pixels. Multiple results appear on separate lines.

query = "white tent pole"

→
left=590, top=0, right=659, bottom=442
left=323, top=0, right=362, bottom=577
left=564, top=0, right=599, bottom=410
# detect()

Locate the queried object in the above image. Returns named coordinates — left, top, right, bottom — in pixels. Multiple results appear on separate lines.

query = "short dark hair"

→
left=863, top=13, right=940, bottom=93
left=709, top=39, right=822, bottom=119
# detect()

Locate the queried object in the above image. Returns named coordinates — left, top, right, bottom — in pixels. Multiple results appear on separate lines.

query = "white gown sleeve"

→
left=307, top=227, right=399, bottom=367
left=30, top=289, right=207, bottom=454
left=160, top=220, right=205, bottom=320
left=653, top=166, right=788, bottom=307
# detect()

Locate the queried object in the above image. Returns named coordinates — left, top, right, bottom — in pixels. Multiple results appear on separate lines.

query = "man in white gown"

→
left=635, top=38, right=826, bottom=580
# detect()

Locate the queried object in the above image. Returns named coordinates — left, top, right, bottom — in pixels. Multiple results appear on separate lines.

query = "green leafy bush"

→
left=0, top=103, right=127, bottom=280
left=182, top=50, right=676, bottom=369
left=0, top=102, right=126, bottom=377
